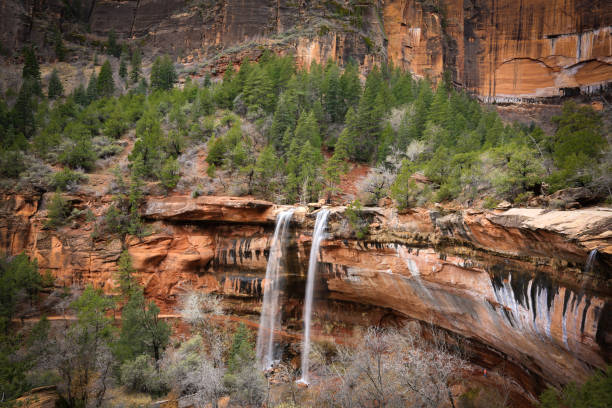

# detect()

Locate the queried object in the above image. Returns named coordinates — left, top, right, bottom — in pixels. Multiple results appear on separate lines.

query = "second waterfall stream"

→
left=298, top=209, right=330, bottom=384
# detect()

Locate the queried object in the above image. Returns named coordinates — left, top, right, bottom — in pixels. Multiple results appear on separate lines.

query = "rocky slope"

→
left=1, top=193, right=611, bottom=403
left=2, top=0, right=611, bottom=101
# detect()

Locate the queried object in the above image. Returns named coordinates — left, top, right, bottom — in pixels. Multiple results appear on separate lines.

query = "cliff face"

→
left=385, top=0, right=612, bottom=101
left=1, top=194, right=611, bottom=402
left=2, top=0, right=610, bottom=100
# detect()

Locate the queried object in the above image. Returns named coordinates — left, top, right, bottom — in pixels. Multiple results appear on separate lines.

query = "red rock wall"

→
left=3, top=0, right=609, bottom=99
left=1, top=193, right=611, bottom=398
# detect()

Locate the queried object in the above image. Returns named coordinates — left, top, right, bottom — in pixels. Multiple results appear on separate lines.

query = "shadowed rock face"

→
left=1, top=193, right=611, bottom=402
left=2, top=0, right=610, bottom=100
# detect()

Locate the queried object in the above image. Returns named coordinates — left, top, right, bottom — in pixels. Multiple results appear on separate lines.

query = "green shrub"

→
left=160, top=157, right=180, bottom=193
left=45, top=190, right=70, bottom=229
left=49, top=168, right=88, bottom=191
left=483, top=197, right=499, bottom=210
left=345, top=199, right=369, bottom=239
left=120, top=355, right=169, bottom=396
left=539, top=365, right=612, bottom=408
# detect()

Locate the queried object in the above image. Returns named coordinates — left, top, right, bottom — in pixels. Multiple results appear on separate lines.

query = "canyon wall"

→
left=2, top=0, right=610, bottom=100
left=1, top=193, right=611, bottom=402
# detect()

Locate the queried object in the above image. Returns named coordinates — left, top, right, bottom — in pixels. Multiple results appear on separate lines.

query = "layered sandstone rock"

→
left=1, top=193, right=610, bottom=401
left=4, top=0, right=609, bottom=100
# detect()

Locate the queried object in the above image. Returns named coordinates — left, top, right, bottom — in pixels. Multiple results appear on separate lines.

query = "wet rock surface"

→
left=1, top=193, right=611, bottom=401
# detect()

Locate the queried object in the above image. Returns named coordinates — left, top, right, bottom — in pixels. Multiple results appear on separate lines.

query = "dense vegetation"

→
left=1, top=48, right=609, bottom=209
left=0, top=251, right=267, bottom=407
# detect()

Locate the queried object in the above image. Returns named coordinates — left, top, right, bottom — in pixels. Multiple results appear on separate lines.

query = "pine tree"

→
left=73, top=84, right=88, bottom=106
left=46, top=189, right=70, bottom=229
left=129, top=112, right=164, bottom=177
left=253, top=145, right=280, bottom=199
left=324, top=129, right=350, bottom=200
left=427, top=81, right=450, bottom=126
left=294, top=110, right=321, bottom=148
left=340, top=61, right=361, bottom=111
left=119, top=55, right=128, bottom=80
left=107, top=29, right=121, bottom=58
left=323, top=62, right=343, bottom=122
left=53, top=27, right=66, bottom=61
left=150, top=55, right=177, bottom=91
left=116, top=250, right=136, bottom=297
left=116, top=284, right=170, bottom=363
left=86, top=72, right=98, bottom=102
left=97, top=60, right=114, bottom=97
left=269, top=90, right=299, bottom=151
left=22, top=46, right=41, bottom=95
left=243, top=66, right=274, bottom=112
left=48, top=69, right=64, bottom=99
left=160, top=157, right=180, bottom=194
left=13, top=79, right=37, bottom=137
left=130, top=49, right=142, bottom=83
left=351, top=68, right=385, bottom=161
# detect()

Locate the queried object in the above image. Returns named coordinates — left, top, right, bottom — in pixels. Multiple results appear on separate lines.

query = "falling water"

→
left=298, top=209, right=330, bottom=385
left=585, top=249, right=598, bottom=272
left=256, top=209, right=294, bottom=370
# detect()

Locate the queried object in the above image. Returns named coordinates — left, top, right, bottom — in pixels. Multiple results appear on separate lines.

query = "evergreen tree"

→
left=119, top=55, right=128, bottom=80
left=116, top=250, right=136, bottom=296
left=107, top=29, right=121, bottom=58
left=116, top=287, right=170, bottom=364
left=227, top=323, right=253, bottom=374
left=12, top=79, right=37, bottom=137
left=73, top=84, right=88, bottom=106
left=47, top=69, right=64, bottom=99
left=150, top=55, right=177, bottom=91
left=86, top=72, right=98, bottom=102
left=293, top=110, right=321, bottom=148
left=391, top=70, right=414, bottom=105
left=129, top=112, right=164, bottom=177
left=269, top=90, right=299, bottom=151
left=351, top=68, right=385, bottom=161
left=340, top=61, right=361, bottom=111
left=253, top=145, right=281, bottom=199
left=130, top=49, right=142, bottom=83
left=243, top=66, right=274, bottom=112
left=97, top=60, right=115, bottom=97
left=46, top=189, right=70, bottom=229
left=22, top=46, right=41, bottom=95
left=53, top=27, right=66, bottom=61
left=323, top=61, right=343, bottom=122
left=324, top=129, right=350, bottom=200
left=160, top=156, right=180, bottom=193
left=427, top=81, right=450, bottom=126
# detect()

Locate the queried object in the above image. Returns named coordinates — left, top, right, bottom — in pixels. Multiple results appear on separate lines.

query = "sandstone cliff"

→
left=2, top=0, right=610, bottom=101
left=1, top=193, right=611, bottom=402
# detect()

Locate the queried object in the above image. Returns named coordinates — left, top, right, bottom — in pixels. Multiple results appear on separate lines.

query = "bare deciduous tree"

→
left=178, top=290, right=226, bottom=367
left=356, top=165, right=396, bottom=205
left=312, top=324, right=468, bottom=408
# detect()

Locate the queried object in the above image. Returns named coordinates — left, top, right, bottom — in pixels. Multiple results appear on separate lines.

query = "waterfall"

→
left=585, top=249, right=597, bottom=272
left=256, top=209, right=294, bottom=370
left=298, top=209, right=330, bottom=385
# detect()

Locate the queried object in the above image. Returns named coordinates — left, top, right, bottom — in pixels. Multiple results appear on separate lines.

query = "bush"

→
left=345, top=199, right=369, bottom=239
left=0, top=149, right=26, bottom=178
left=49, top=168, right=88, bottom=191
left=120, top=355, right=169, bottom=396
left=160, top=157, right=180, bottom=193
left=92, top=136, right=123, bottom=158
left=45, top=190, right=70, bottom=229
left=59, top=138, right=97, bottom=171
left=539, top=365, right=612, bottom=408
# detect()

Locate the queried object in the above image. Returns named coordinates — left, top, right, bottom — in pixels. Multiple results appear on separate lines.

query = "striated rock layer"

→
left=2, top=0, right=610, bottom=100
left=1, top=193, right=611, bottom=402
